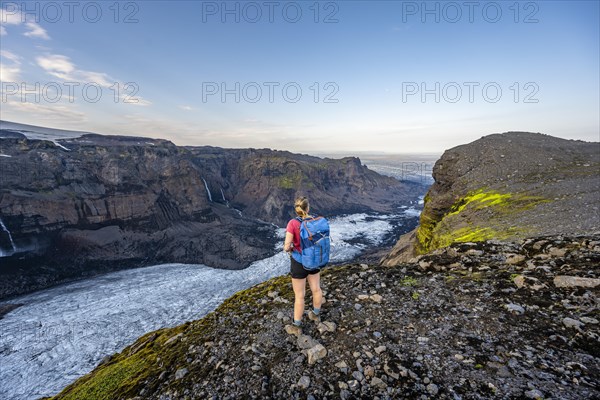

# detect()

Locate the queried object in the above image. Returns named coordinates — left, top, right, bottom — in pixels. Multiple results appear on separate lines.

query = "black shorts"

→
left=290, top=256, right=320, bottom=279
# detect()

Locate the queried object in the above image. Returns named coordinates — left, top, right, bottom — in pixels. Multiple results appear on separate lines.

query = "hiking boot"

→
left=308, top=310, right=321, bottom=322
left=284, top=324, right=302, bottom=336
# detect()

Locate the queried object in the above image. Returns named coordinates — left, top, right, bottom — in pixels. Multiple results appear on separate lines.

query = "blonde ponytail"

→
left=294, top=196, right=310, bottom=218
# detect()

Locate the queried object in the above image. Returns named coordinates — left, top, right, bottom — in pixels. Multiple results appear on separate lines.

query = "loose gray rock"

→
left=547, top=247, right=567, bottom=257
left=304, top=344, right=327, bottom=365
left=370, top=294, right=383, bottom=303
left=524, top=389, right=544, bottom=399
left=513, top=275, right=526, bottom=288
left=427, top=383, right=439, bottom=395
left=297, top=334, right=319, bottom=350
left=347, top=380, right=360, bottom=391
left=164, top=333, right=183, bottom=346
left=466, top=249, right=484, bottom=256
left=352, top=370, right=364, bottom=381
left=371, top=376, right=387, bottom=389
left=554, top=276, right=600, bottom=288
left=580, top=317, right=599, bottom=324
left=175, top=368, right=188, bottom=380
left=505, top=303, right=525, bottom=314
left=563, top=318, right=584, bottom=329
left=297, top=376, right=310, bottom=390
left=317, top=321, right=337, bottom=334
left=506, top=254, right=526, bottom=265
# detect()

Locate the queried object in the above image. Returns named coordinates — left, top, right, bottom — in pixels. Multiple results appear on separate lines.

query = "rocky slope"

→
left=44, top=130, right=600, bottom=400
left=382, top=132, right=599, bottom=265
left=0, top=128, right=422, bottom=299
left=47, top=234, right=600, bottom=400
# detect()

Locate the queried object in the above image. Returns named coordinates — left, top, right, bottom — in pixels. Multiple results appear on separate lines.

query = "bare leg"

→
left=307, top=273, right=323, bottom=310
left=291, top=278, right=306, bottom=321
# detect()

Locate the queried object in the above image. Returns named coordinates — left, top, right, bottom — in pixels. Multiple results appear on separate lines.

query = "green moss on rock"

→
left=416, top=188, right=549, bottom=254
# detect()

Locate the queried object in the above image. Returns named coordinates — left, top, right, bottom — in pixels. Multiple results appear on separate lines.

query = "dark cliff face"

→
left=0, top=133, right=419, bottom=299
left=194, top=148, right=409, bottom=225
left=382, top=132, right=600, bottom=265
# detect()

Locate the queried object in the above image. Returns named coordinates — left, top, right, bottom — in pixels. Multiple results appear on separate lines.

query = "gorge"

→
left=0, top=121, right=425, bottom=300
left=41, top=131, right=599, bottom=400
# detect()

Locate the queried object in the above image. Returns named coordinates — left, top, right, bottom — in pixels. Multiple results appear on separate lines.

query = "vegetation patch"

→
left=51, top=350, right=152, bottom=400
left=430, top=226, right=526, bottom=250
left=401, top=276, right=419, bottom=286
left=416, top=188, right=549, bottom=254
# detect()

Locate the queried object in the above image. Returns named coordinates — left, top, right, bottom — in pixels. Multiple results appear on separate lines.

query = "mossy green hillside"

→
left=415, top=188, right=550, bottom=254
left=49, top=274, right=295, bottom=400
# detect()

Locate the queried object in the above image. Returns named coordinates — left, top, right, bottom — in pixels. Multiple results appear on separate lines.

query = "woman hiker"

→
left=283, top=196, right=323, bottom=331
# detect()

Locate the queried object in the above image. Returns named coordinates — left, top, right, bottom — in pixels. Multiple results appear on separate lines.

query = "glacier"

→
left=0, top=211, right=420, bottom=400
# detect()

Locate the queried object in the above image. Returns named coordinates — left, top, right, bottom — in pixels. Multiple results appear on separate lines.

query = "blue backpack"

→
left=292, top=216, right=331, bottom=270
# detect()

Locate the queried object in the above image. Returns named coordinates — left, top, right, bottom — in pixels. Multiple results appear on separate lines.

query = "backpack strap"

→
left=302, top=216, right=322, bottom=241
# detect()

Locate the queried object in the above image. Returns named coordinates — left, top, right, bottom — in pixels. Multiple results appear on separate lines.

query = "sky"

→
left=0, top=0, right=598, bottom=154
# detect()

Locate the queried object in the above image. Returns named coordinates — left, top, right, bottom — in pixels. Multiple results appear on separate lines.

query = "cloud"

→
left=36, top=54, right=76, bottom=80
left=0, top=50, right=22, bottom=82
left=0, top=7, right=22, bottom=26
left=179, top=105, right=194, bottom=111
left=1, top=50, right=21, bottom=64
left=0, top=63, right=20, bottom=82
left=35, top=53, right=152, bottom=106
left=24, top=22, right=50, bottom=40
left=79, top=70, right=114, bottom=87
left=121, top=94, right=152, bottom=106
left=2, top=98, right=87, bottom=123
left=36, top=54, right=120, bottom=89
left=0, top=7, right=50, bottom=39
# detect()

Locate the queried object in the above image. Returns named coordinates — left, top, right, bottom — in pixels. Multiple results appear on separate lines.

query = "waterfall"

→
left=202, top=178, right=213, bottom=202
left=220, top=187, right=229, bottom=206
left=0, top=217, right=16, bottom=253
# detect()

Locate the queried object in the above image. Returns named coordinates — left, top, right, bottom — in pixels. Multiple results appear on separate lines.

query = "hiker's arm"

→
left=284, top=232, right=294, bottom=252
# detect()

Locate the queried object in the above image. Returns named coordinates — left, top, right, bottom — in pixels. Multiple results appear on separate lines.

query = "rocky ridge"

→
left=48, top=234, right=600, bottom=400
left=382, top=132, right=599, bottom=265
